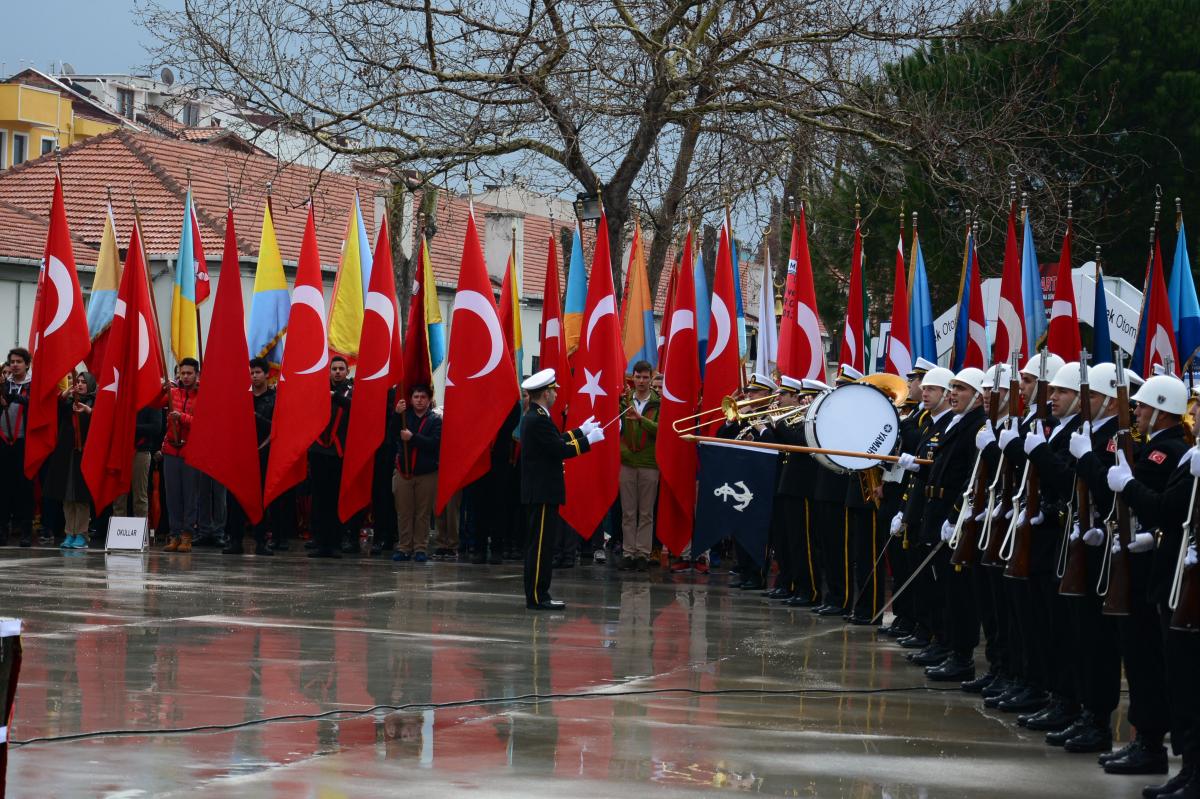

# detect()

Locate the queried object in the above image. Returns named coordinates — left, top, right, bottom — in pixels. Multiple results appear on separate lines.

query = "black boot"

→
left=1144, top=765, right=1195, bottom=799
left=1156, top=765, right=1200, bottom=798
left=1021, top=698, right=1079, bottom=731
left=1103, top=737, right=1169, bottom=775
left=1062, top=722, right=1112, bottom=754
left=908, top=643, right=952, bottom=666
left=997, top=686, right=1050, bottom=714
left=960, top=672, right=996, bottom=694
left=1046, top=711, right=1093, bottom=747
left=925, top=655, right=975, bottom=682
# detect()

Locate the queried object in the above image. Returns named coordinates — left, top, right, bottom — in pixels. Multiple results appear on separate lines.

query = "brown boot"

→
left=163, top=536, right=180, bottom=552
left=177, top=533, right=193, bottom=553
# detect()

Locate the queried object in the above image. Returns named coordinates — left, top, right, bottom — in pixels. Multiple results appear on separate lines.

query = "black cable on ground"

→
left=9, top=684, right=964, bottom=747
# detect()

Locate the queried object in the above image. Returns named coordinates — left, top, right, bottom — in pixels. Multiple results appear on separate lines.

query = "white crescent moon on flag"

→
left=844, top=324, right=857, bottom=370
left=969, top=320, right=987, bottom=362
left=137, top=313, right=150, bottom=370
left=997, top=297, right=1023, bottom=358
left=291, top=285, right=330, bottom=376
left=45, top=255, right=74, bottom=336
left=1151, top=325, right=1175, bottom=373
left=661, top=309, right=694, bottom=403
left=360, top=291, right=396, bottom=381
left=102, top=367, right=120, bottom=394
left=586, top=295, right=616, bottom=348
left=1050, top=300, right=1074, bottom=322
left=888, top=339, right=911, bottom=378
left=795, top=302, right=824, bottom=379
left=114, top=298, right=127, bottom=319
left=453, top=289, right=504, bottom=379
left=544, top=319, right=561, bottom=340
left=706, top=295, right=731, bottom=365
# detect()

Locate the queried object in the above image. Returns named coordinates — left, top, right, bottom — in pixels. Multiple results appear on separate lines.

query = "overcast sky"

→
left=0, top=1, right=179, bottom=77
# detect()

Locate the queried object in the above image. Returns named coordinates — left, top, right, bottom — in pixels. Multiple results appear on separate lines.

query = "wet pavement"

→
left=0, top=547, right=1153, bottom=798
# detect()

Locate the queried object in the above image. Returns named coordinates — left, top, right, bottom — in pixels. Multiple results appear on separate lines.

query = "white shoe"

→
left=593, top=549, right=607, bottom=563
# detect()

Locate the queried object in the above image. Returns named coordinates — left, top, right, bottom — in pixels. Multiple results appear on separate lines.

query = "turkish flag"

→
left=993, top=202, right=1027, bottom=363
left=436, top=209, right=519, bottom=513
left=25, top=174, right=91, bottom=478
left=191, top=199, right=211, bottom=305
left=838, top=221, right=865, bottom=373
left=699, top=220, right=741, bottom=432
left=186, top=210, right=262, bottom=523
left=657, top=261, right=678, bottom=369
left=81, top=222, right=166, bottom=510
left=963, top=239, right=988, bottom=368
left=562, top=209, right=625, bottom=537
left=1046, top=220, right=1083, bottom=361
left=1142, top=235, right=1180, bottom=374
left=339, top=219, right=403, bottom=521
left=777, top=206, right=825, bottom=381
left=655, top=227, right=699, bottom=555
left=539, top=233, right=570, bottom=428
left=264, top=206, right=329, bottom=505
left=401, top=233, right=433, bottom=397
left=885, top=234, right=911, bottom=376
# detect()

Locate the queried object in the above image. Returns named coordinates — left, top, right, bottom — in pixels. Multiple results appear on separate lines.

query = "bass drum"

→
left=802, top=383, right=901, bottom=473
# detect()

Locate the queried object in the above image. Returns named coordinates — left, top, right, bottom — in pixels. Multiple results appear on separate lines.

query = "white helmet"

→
left=1089, top=363, right=1119, bottom=399
left=1132, top=374, right=1188, bottom=416
left=951, top=367, right=987, bottom=396
left=982, top=363, right=1014, bottom=390
left=1049, top=362, right=1083, bottom=393
left=921, top=366, right=955, bottom=391
left=1021, top=352, right=1066, bottom=381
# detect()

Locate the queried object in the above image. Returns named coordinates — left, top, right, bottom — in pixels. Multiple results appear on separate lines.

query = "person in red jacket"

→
left=162, top=358, right=201, bottom=553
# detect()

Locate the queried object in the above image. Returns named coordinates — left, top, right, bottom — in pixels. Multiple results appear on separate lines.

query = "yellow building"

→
left=0, top=69, right=128, bottom=169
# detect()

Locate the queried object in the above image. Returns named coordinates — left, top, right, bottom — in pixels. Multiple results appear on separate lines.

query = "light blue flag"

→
left=908, top=233, right=936, bottom=362
left=1021, top=212, right=1047, bottom=350
left=694, top=249, right=710, bottom=376
left=732, top=236, right=748, bottom=360
left=1167, top=220, right=1200, bottom=368
left=355, top=195, right=373, bottom=297
left=564, top=224, right=587, bottom=354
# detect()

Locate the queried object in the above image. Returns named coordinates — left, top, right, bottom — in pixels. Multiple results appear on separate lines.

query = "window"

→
left=0, top=132, right=6, bottom=169
left=182, top=102, right=200, bottom=126
left=117, top=88, right=135, bottom=119
left=11, top=133, right=27, bottom=166
left=40, top=137, right=56, bottom=156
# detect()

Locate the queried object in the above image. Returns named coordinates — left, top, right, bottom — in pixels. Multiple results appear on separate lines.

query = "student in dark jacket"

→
left=308, top=356, right=353, bottom=558
left=44, top=372, right=96, bottom=549
left=519, top=369, right=602, bottom=610
left=391, top=383, right=441, bottom=562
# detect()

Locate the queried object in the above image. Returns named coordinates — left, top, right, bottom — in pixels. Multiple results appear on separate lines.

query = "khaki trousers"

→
left=619, top=465, right=659, bottom=557
left=114, top=450, right=151, bottom=518
left=63, top=501, right=90, bottom=535
left=393, top=470, right=437, bottom=554
left=435, top=490, right=461, bottom=551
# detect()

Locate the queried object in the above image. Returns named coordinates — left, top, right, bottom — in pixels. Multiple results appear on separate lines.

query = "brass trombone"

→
left=671, top=392, right=779, bottom=434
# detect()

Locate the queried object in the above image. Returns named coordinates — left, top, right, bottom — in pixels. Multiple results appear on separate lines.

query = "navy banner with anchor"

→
left=693, top=441, right=779, bottom=564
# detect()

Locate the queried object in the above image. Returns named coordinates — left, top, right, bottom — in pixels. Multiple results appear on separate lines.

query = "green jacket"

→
left=619, top=390, right=660, bottom=468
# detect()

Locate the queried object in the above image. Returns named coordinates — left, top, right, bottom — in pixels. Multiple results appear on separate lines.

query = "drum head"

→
left=803, top=383, right=900, bottom=472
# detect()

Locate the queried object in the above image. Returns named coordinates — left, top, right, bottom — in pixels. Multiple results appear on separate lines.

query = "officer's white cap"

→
left=779, top=375, right=804, bottom=393
left=908, top=357, right=937, bottom=378
left=747, top=372, right=779, bottom=392
left=521, top=368, right=558, bottom=392
left=801, top=378, right=832, bottom=393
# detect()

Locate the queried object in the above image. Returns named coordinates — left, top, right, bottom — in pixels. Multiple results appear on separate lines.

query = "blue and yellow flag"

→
left=420, top=233, right=445, bottom=371
left=328, top=193, right=370, bottom=358
left=621, top=222, right=656, bottom=370
left=247, top=200, right=290, bottom=368
left=86, top=205, right=121, bottom=341
left=564, top=223, right=587, bottom=356
left=171, top=187, right=200, bottom=362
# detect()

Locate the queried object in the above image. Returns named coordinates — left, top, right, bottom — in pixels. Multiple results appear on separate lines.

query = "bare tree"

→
left=141, top=0, right=1082, bottom=294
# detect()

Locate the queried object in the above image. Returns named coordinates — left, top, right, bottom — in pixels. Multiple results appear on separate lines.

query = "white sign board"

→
left=105, top=516, right=149, bottom=552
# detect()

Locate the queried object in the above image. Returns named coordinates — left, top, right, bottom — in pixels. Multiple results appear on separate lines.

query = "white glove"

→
left=1187, top=544, right=1198, bottom=567
left=940, top=520, right=954, bottom=542
left=1069, top=523, right=1080, bottom=542
left=1083, top=527, right=1105, bottom=547
left=974, top=509, right=987, bottom=522
left=1128, top=531, right=1156, bottom=553
left=1004, top=507, right=1014, bottom=520
left=990, top=503, right=1004, bottom=520
left=1107, top=450, right=1133, bottom=493
left=889, top=512, right=903, bottom=537
left=1023, top=424, right=1047, bottom=455
left=579, top=416, right=600, bottom=436
left=998, top=426, right=1020, bottom=452
left=975, top=424, right=996, bottom=451
left=1069, top=422, right=1092, bottom=460
left=1190, top=448, right=1200, bottom=478
left=585, top=426, right=605, bottom=445
left=1016, top=509, right=1044, bottom=528
left=897, top=453, right=920, bottom=473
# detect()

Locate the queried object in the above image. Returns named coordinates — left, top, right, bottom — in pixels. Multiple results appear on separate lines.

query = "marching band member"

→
left=769, top=376, right=824, bottom=606
left=1105, top=373, right=1190, bottom=779
left=920, top=366, right=987, bottom=682
left=810, top=366, right=859, bottom=616
left=719, top=372, right=778, bottom=591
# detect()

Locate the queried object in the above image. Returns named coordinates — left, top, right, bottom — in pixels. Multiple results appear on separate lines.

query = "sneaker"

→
left=593, top=549, right=608, bottom=564
left=392, top=551, right=411, bottom=562
left=694, top=557, right=710, bottom=575
left=414, top=551, right=428, bottom=563
left=670, top=559, right=692, bottom=573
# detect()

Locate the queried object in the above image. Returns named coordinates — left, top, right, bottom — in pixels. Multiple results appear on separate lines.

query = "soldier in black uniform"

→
left=1106, top=373, right=1191, bottom=778
left=811, top=366, right=861, bottom=617
left=893, top=365, right=955, bottom=660
left=1053, top=362, right=1125, bottom=753
left=772, top=377, right=824, bottom=606
left=519, top=369, right=603, bottom=610
left=308, top=356, right=353, bottom=558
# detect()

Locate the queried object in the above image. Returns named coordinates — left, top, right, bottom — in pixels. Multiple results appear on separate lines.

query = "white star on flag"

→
left=577, top=367, right=607, bottom=408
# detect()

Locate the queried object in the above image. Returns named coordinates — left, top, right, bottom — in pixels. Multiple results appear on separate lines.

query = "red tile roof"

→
left=0, top=129, right=384, bottom=268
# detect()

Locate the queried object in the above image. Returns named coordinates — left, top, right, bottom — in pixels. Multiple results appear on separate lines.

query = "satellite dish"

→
left=61, top=62, right=76, bottom=75
left=161, top=67, right=175, bottom=86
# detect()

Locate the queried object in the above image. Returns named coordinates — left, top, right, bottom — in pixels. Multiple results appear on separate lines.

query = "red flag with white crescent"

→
left=25, top=174, right=91, bottom=478
left=777, top=206, right=825, bottom=381
left=993, top=201, right=1026, bottom=363
left=339, top=219, right=404, bottom=520
left=539, top=233, right=570, bottom=428
left=699, top=219, right=741, bottom=431
left=964, top=239, right=988, bottom=368
left=436, top=208, right=519, bottom=512
left=1142, top=234, right=1179, bottom=374
left=1046, top=220, right=1082, bottom=360
left=838, top=220, right=865, bottom=373
left=81, top=221, right=166, bottom=510
left=264, top=206, right=330, bottom=505
left=885, top=234, right=911, bottom=376
left=562, top=209, right=625, bottom=537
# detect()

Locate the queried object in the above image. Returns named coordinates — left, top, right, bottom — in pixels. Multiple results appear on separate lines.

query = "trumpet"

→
left=671, top=391, right=779, bottom=434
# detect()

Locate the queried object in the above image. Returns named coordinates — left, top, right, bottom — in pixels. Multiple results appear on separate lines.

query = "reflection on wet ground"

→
left=1, top=549, right=1143, bottom=797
